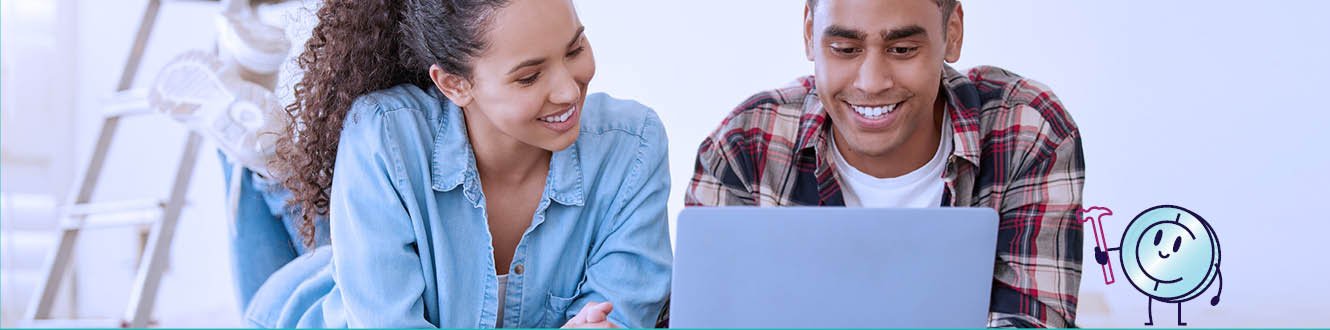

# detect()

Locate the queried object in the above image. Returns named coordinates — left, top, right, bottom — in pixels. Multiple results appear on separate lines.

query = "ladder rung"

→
left=1, top=149, right=52, bottom=168
left=65, top=199, right=166, bottom=216
left=61, top=211, right=162, bottom=230
left=102, top=88, right=152, bottom=119
left=21, top=318, right=126, bottom=328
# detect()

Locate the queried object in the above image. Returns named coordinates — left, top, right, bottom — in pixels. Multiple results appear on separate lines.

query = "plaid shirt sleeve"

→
left=686, top=133, right=760, bottom=204
left=685, top=84, right=815, bottom=207
left=986, top=130, right=1085, bottom=328
left=684, top=131, right=755, bottom=206
left=972, top=70, right=1085, bottom=328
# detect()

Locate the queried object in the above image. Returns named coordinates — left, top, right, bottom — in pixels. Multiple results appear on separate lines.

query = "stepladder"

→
left=23, top=0, right=291, bottom=326
left=23, top=0, right=199, bottom=327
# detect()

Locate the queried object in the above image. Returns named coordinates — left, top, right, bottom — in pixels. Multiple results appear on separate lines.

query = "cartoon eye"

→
left=1154, top=230, right=1163, bottom=246
left=1173, top=236, right=1182, bottom=252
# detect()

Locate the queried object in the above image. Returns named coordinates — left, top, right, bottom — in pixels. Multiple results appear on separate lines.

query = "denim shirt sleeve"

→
left=566, top=111, right=673, bottom=328
left=328, top=102, right=435, bottom=328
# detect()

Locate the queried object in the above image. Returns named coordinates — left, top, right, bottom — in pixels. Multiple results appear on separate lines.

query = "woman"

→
left=251, top=0, right=672, bottom=327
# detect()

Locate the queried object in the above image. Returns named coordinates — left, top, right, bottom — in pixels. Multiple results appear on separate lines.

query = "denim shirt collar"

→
left=428, top=92, right=585, bottom=207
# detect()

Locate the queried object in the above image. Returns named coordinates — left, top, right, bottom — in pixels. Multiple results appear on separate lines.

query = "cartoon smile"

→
left=1152, top=276, right=1183, bottom=290
left=1142, top=268, right=1183, bottom=286
left=1157, top=251, right=1171, bottom=258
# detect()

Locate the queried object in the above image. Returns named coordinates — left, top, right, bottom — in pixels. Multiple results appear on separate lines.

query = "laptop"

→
left=670, top=207, right=999, bottom=328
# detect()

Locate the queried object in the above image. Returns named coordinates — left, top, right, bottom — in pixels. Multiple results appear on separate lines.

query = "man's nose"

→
left=852, top=55, right=894, bottom=95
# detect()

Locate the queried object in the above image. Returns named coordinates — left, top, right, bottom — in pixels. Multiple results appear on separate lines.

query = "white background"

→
left=2, top=0, right=1327, bottom=327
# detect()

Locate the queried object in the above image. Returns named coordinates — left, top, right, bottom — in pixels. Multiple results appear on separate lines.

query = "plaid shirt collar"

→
left=796, top=65, right=983, bottom=204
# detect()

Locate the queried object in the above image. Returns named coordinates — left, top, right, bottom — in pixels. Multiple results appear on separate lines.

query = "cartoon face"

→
left=1119, top=205, right=1221, bottom=303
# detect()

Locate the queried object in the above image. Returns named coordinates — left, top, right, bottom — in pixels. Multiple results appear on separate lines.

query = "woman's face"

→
left=453, top=0, right=594, bottom=152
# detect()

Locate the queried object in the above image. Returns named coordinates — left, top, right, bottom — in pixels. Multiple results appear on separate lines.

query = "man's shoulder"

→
left=705, top=76, right=820, bottom=148
left=962, top=65, right=1080, bottom=144
left=689, top=76, right=822, bottom=207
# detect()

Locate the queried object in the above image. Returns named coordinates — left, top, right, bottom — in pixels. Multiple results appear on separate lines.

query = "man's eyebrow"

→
left=883, top=25, right=927, bottom=41
left=823, top=25, right=865, bottom=40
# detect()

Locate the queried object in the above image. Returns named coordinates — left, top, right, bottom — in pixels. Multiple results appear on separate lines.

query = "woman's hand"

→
left=562, top=302, right=620, bottom=328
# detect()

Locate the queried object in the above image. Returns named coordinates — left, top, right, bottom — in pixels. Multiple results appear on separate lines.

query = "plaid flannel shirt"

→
left=685, top=65, right=1086, bottom=328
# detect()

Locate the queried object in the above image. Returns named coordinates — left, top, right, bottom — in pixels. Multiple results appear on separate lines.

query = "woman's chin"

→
left=539, top=129, right=580, bottom=152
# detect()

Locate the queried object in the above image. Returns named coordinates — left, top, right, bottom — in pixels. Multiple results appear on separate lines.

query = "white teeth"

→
left=540, top=108, right=574, bottom=123
left=851, top=103, right=896, bottom=118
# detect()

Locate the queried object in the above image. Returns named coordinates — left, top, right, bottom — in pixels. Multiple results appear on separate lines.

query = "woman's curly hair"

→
left=273, top=0, right=509, bottom=247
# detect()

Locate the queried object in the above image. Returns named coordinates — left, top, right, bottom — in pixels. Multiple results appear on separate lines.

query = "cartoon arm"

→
left=1210, top=267, right=1223, bottom=306
left=1094, top=246, right=1120, bottom=265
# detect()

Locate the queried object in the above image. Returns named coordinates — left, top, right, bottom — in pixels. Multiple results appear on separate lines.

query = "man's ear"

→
left=943, top=2, right=964, bottom=63
left=429, top=64, right=473, bottom=107
left=804, top=3, right=816, bottom=62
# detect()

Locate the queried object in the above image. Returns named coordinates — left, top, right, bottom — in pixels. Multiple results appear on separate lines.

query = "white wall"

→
left=575, top=0, right=1330, bottom=327
left=1, top=0, right=79, bottom=324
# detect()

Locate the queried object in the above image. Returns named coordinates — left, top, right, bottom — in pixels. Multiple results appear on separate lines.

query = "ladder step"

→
left=60, top=199, right=185, bottom=230
left=21, top=318, right=127, bottom=328
left=102, top=88, right=151, bottom=119
left=65, top=199, right=166, bottom=216
left=60, top=199, right=172, bottom=230
left=61, top=211, right=163, bottom=230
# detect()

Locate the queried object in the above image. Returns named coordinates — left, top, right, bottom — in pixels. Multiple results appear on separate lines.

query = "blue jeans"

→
left=218, top=151, right=329, bottom=312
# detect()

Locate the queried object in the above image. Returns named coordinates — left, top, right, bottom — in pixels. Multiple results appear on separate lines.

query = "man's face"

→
left=804, top=0, right=961, bottom=160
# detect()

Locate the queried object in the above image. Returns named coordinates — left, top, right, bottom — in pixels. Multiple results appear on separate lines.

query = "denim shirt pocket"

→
left=542, top=278, right=585, bottom=328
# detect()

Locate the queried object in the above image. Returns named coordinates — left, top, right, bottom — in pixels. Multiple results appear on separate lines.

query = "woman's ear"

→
left=430, top=64, right=473, bottom=107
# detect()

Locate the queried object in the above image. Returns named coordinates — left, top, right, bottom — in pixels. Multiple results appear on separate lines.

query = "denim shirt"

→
left=245, top=84, right=672, bottom=328
left=219, top=151, right=329, bottom=314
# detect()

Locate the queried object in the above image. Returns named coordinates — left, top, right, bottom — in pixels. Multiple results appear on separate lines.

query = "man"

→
left=685, top=0, right=1085, bottom=327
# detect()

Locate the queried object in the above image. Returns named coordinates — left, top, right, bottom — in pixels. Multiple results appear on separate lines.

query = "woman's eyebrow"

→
left=508, top=26, right=587, bottom=75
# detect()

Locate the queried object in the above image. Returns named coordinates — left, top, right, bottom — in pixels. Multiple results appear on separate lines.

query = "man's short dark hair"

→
left=807, top=0, right=959, bottom=24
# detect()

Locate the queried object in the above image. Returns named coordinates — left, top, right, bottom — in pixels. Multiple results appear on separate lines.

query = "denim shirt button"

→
left=513, top=264, right=525, bottom=275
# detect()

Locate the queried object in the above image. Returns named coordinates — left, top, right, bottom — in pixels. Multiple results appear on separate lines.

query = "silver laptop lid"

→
left=671, top=207, right=999, bottom=328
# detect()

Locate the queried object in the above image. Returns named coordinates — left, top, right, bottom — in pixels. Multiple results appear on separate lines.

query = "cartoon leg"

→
left=1177, top=302, right=1187, bottom=326
left=1145, top=298, right=1154, bottom=326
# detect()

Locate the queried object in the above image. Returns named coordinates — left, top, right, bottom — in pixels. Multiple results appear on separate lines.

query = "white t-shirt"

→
left=830, top=115, right=952, bottom=208
left=496, top=274, right=508, bottom=328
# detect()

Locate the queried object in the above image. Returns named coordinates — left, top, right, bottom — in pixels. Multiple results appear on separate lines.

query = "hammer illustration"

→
left=1081, top=206, right=1115, bottom=285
